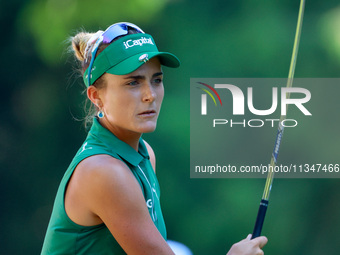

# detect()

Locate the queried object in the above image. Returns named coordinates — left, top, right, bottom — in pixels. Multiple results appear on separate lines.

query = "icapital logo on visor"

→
left=123, top=37, right=154, bottom=49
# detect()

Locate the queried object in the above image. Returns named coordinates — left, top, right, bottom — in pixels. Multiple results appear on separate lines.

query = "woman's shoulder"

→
left=68, top=155, right=136, bottom=198
left=69, top=154, right=140, bottom=206
left=76, top=154, right=130, bottom=180
left=65, top=154, right=146, bottom=227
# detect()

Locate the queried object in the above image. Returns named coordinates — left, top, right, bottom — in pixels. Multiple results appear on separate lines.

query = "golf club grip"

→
left=252, top=199, right=269, bottom=239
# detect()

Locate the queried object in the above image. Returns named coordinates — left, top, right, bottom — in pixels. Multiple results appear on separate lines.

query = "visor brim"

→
left=106, top=51, right=180, bottom=75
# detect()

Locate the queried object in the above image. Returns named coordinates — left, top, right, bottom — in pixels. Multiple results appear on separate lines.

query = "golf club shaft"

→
left=252, top=0, right=306, bottom=239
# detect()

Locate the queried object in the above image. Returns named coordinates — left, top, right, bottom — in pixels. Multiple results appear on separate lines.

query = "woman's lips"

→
left=138, top=110, right=156, bottom=118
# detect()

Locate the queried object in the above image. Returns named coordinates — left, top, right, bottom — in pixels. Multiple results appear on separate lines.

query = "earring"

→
left=97, top=110, right=105, bottom=118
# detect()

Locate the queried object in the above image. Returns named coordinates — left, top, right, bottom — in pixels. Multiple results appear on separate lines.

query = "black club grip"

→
left=252, top=199, right=269, bottom=239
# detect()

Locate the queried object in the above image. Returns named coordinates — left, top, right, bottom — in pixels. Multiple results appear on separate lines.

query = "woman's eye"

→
left=127, top=80, right=139, bottom=86
left=153, top=78, right=162, bottom=84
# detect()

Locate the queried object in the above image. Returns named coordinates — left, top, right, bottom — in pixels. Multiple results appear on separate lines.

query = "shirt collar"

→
left=88, top=118, right=149, bottom=166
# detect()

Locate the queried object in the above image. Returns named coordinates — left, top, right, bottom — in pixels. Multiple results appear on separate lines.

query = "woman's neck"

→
left=99, top=118, right=141, bottom=151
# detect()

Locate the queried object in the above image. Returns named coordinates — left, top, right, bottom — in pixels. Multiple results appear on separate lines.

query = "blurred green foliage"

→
left=1, top=0, right=340, bottom=254
left=18, top=0, right=168, bottom=65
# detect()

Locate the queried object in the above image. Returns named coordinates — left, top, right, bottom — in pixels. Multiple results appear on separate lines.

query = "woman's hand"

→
left=227, top=234, right=268, bottom=255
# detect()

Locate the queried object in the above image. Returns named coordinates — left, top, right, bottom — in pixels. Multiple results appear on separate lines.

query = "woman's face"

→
left=97, top=57, right=164, bottom=136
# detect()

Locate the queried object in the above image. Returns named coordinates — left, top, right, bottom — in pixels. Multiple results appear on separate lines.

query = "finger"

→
left=246, top=234, right=252, bottom=240
left=254, top=236, right=268, bottom=248
left=257, top=250, right=264, bottom=255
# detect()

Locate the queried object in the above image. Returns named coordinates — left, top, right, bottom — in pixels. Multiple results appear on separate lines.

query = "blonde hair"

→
left=71, top=31, right=104, bottom=74
left=69, top=27, right=142, bottom=128
left=72, top=32, right=93, bottom=62
left=69, top=30, right=106, bottom=129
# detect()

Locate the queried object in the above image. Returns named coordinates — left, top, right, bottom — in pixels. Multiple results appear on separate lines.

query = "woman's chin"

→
left=138, top=123, right=157, bottom=133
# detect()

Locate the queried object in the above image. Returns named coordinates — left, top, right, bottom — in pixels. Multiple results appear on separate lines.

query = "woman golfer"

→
left=41, top=22, right=267, bottom=255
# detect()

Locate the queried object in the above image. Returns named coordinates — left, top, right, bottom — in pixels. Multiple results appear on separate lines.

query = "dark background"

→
left=1, top=0, right=340, bottom=254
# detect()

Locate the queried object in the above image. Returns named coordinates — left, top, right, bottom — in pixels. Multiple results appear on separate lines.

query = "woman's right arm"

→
left=67, top=155, right=267, bottom=255
left=66, top=154, right=175, bottom=255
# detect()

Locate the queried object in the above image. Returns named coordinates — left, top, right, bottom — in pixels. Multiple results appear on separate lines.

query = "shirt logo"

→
left=146, top=199, right=153, bottom=208
left=123, top=37, right=154, bottom=49
left=79, top=142, right=92, bottom=154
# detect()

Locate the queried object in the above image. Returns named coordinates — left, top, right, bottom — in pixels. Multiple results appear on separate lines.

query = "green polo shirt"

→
left=41, top=118, right=166, bottom=254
